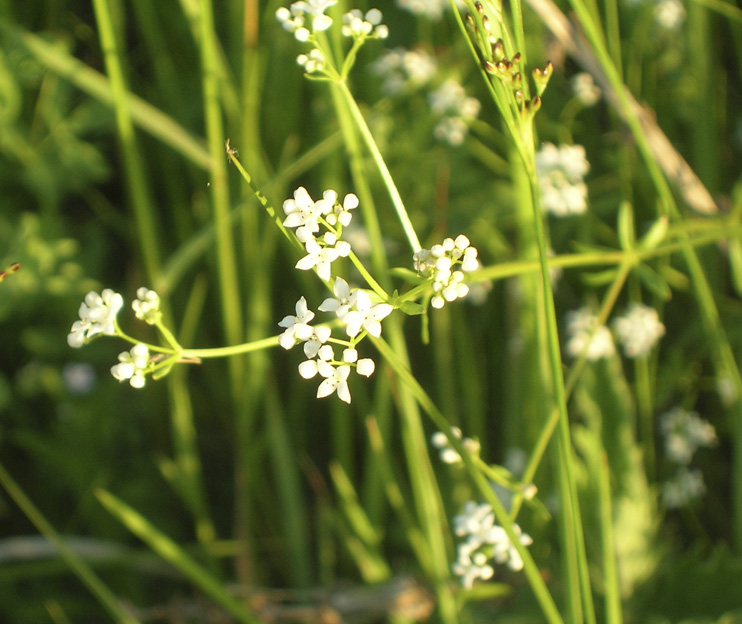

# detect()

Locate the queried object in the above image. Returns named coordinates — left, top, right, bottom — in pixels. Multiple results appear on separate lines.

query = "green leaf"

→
left=400, top=300, right=426, bottom=315
left=637, top=264, right=672, bottom=300
left=727, top=235, right=742, bottom=297
left=581, top=268, right=620, bottom=286
left=617, top=201, right=636, bottom=251
left=638, top=216, right=669, bottom=251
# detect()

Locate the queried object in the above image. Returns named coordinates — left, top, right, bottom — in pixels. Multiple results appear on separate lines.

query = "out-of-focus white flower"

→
left=430, top=426, right=480, bottom=464
left=536, top=143, right=590, bottom=216
left=428, top=80, right=480, bottom=146
left=565, top=307, right=615, bottom=360
left=341, top=9, right=388, bottom=39
left=396, top=0, right=465, bottom=20
left=613, top=303, right=665, bottom=358
left=662, top=467, right=706, bottom=508
left=372, top=47, right=437, bottom=95
left=571, top=73, right=601, bottom=106
left=276, top=0, right=337, bottom=40
left=452, top=501, right=532, bottom=587
left=654, top=0, right=686, bottom=30
left=660, top=407, right=717, bottom=465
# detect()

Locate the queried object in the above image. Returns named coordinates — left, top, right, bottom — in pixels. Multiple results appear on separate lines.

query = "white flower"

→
left=565, top=308, right=615, bottom=360
left=315, top=360, right=352, bottom=403
left=295, top=237, right=340, bottom=281
left=303, top=325, right=332, bottom=358
left=276, top=0, right=337, bottom=39
left=415, top=236, right=479, bottom=309
left=341, top=9, right=388, bottom=39
left=278, top=296, right=316, bottom=349
left=613, top=303, right=665, bottom=358
left=318, top=277, right=354, bottom=318
left=430, top=426, right=480, bottom=464
left=571, top=72, right=601, bottom=107
left=111, top=343, right=150, bottom=389
left=283, top=186, right=328, bottom=242
left=356, top=358, right=375, bottom=376
left=67, top=288, right=124, bottom=348
left=452, top=501, right=532, bottom=586
left=297, top=48, right=326, bottom=74
left=372, top=47, right=437, bottom=96
left=654, top=0, right=685, bottom=30
left=452, top=543, right=495, bottom=589
left=660, top=407, right=717, bottom=465
left=132, top=287, right=161, bottom=324
left=342, top=289, right=393, bottom=338
left=325, top=193, right=359, bottom=227
left=536, top=143, right=590, bottom=216
left=662, top=468, right=706, bottom=509
left=396, top=0, right=464, bottom=20
left=428, top=80, right=480, bottom=146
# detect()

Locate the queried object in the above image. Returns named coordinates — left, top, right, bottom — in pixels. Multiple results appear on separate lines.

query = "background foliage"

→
left=1, top=0, right=742, bottom=622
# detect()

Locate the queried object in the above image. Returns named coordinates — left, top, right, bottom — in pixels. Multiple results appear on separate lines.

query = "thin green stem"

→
left=335, top=80, right=421, bottom=253
left=0, top=463, right=140, bottom=624
left=199, top=0, right=244, bottom=389
left=371, top=335, right=564, bottom=624
left=91, top=0, right=161, bottom=282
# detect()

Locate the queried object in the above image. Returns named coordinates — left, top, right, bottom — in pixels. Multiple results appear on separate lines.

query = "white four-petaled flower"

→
left=278, top=297, right=316, bottom=349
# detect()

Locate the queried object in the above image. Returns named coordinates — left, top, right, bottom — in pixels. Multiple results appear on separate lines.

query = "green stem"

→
left=0, top=463, right=140, bottom=624
left=335, top=80, right=421, bottom=253
left=371, top=335, right=564, bottom=624
left=199, top=0, right=244, bottom=389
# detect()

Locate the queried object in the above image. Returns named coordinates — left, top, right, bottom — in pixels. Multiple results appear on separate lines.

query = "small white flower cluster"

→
left=278, top=278, right=392, bottom=403
left=566, top=304, right=665, bottom=361
left=654, top=0, right=686, bottom=30
left=67, top=289, right=124, bottom=348
left=132, top=287, right=161, bottom=324
left=67, top=288, right=164, bottom=389
left=341, top=9, right=388, bottom=39
left=452, top=501, right=533, bottom=589
left=413, top=235, right=479, bottom=309
left=571, top=72, right=601, bottom=107
left=660, top=407, right=716, bottom=508
left=276, top=0, right=336, bottom=41
left=428, top=79, right=481, bottom=146
left=111, top=343, right=150, bottom=389
left=372, top=47, right=438, bottom=96
left=283, top=187, right=358, bottom=281
left=662, top=468, right=706, bottom=509
left=565, top=308, right=616, bottom=361
left=276, top=2, right=388, bottom=74
left=395, top=0, right=465, bottom=21
left=661, top=407, right=717, bottom=465
left=613, top=303, right=665, bottom=358
left=536, top=143, right=590, bottom=216
left=430, top=427, right=480, bottom=465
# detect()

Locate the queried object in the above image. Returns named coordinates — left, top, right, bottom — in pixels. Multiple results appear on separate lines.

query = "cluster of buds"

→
left=341, top=9, right=388, bottom=39
left=67, top=288, right=171, bottom=389
left=413, top=235, right=479, bottom=309
left=466, top=3, right=552, bottom=119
